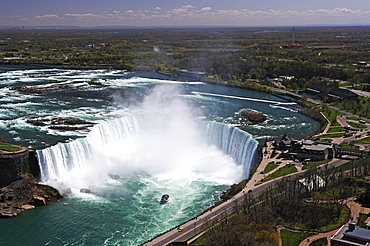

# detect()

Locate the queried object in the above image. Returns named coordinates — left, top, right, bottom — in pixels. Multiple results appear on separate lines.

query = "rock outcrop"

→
left=0, top=142, right=61, bottom=218
left=240, top=108, right=267, bottom=124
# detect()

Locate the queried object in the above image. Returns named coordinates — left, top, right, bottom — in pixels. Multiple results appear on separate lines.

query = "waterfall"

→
left=37, top=116, right=258, bottom=191
left=36, top=85, right=258, bottom=192
left=200, top=121, right=258, bottom=178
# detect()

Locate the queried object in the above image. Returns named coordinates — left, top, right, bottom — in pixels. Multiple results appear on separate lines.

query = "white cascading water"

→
left=36, top=85, right=258, bottom=194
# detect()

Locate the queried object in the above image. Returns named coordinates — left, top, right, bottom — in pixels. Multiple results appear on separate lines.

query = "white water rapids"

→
left=36, top=85, right=258, bottom=195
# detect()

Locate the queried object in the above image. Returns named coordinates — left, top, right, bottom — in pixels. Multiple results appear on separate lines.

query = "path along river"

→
left=0, top=68, right=319, bottom=245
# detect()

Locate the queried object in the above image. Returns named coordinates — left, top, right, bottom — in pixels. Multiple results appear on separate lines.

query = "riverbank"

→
left=0, top=142, right=62, bottom=218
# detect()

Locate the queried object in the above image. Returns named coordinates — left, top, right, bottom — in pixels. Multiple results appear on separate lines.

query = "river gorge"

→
left=0, top=68, right=319, bottom=245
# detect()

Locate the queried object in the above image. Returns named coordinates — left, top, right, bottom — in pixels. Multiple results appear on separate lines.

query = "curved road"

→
left=142, top=89, right=364, bottom=246
left=142, top=157, right=350, bottom=246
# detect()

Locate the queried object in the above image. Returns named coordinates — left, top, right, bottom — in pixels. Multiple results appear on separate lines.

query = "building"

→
left=331, top=222, right=370, bottom=246
left=274, top=134, right=293, bottom=150
left=273, top=134, right=339, bottom=161
left=306, top=83, right=358, bottom=102
left=292, top=139, right=338, bottom=161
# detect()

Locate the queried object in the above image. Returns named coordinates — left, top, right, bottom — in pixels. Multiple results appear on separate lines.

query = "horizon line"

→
left=1, top=23, right=370, bottom=30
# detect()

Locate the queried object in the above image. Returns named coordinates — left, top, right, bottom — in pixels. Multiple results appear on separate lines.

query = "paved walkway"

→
left=295, top=198, right=368, bottom=246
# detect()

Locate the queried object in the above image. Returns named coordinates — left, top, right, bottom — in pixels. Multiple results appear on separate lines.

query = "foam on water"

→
left=37, top=85, right=257, bottom=196
left=0, top=68, right=322, bottom=246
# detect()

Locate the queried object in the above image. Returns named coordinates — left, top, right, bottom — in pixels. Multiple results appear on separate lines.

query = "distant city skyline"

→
left=1, top=0, right=370, bottom=27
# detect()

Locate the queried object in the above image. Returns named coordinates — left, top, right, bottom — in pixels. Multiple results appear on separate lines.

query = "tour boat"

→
left=160, top=194, right=169, bottom=204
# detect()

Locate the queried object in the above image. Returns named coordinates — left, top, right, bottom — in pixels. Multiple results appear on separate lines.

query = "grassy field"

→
left=348, top=122, right=367, bottom=129
left=264, top=166, right=297, bottom=182
left=338, top=144, right=359, bottom=150
left=319, top=132, right=345, bottom=139
left=0, top=143, right=21, bottom=152
left=318, top=205, right=350, bottom=232
left=302, top=159, right=331, bottom=170
left=321, top=107, right=345, bottom=124
left=358, top=213, right=369, bottom=228
left=281, top=229, right=313, bottom=246
left=356, top=137, right=370, bottom=144
left=264, top=163, right=279, bottom=173
left=327, top=126, right=344, bottom=133
left=310, top=237, right=328, bottom=246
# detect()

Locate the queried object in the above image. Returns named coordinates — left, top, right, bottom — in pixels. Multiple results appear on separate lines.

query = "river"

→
left=0, top=68, right=319, bottom=245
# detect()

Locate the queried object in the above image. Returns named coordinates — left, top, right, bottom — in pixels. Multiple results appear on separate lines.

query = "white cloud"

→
left=35, top=14, right=59, bottom=19
left=65, top=13, right=101, bottom=18
left=11, top=7, right=370, bottom=27
left=198, top=7, right=212, bottom=12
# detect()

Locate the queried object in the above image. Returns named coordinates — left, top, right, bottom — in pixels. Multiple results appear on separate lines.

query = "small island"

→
left=240, top=108, right=267, bottom=124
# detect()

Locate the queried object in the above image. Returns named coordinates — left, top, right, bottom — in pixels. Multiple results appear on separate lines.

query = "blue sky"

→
left=1, top=0, right=370, bottom=27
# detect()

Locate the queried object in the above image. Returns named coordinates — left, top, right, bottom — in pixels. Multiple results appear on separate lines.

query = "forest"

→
left=198, top=158, right=370, bottom=246
left=2, top=26, right=370, bottom=245
left=1, top=26, right=370, bottom=92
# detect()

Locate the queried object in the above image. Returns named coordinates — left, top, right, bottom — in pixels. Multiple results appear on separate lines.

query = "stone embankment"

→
left=0, top=143, right=61, bottom=218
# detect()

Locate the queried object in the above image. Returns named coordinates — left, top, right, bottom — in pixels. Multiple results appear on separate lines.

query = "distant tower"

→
left=280, top=27, right=300, bottom=48
left=288, top=27, right=299, bottom=46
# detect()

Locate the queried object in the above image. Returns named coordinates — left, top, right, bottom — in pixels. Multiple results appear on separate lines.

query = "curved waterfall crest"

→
left=200, top=121, right=258, bottom=177
left=37, top=114, right=258, bottom=191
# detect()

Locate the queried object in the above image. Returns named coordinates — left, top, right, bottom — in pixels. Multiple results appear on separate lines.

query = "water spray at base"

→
left=37, top=84, right=258, bottom=195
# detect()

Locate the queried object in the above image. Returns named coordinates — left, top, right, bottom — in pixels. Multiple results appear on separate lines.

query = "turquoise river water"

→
left=0, top=68, right=320, bottom=245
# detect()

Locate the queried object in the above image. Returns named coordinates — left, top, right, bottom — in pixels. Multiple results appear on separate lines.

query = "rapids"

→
left=0, top=68, right=320, bottom=245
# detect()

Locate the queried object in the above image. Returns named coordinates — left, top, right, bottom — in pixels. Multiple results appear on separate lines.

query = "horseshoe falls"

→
left=0, top=69, right=320, bottom=246
left=37, top=118, right=258, bottom=193
left=32, top=85, right=257, bottom=245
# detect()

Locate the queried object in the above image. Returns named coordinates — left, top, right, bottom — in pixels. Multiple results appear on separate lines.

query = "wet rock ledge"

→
left=0, top=141, right=61, bottom=218
left=240, top=108, right=267, bottom=124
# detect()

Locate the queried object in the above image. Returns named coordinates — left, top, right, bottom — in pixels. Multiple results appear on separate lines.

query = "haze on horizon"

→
left=1, top=0, right=370, bottom=27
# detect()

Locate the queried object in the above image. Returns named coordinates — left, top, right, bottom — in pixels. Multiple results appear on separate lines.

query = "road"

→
left=142, top=89, right=365, bottom=246
left=142, top=150, right=350, bottom=246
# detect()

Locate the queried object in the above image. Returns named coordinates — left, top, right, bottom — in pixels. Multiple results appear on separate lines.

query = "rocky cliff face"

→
left=0, top=146, right=31, bottom=188
left=0, top=144, right=61, bottom=218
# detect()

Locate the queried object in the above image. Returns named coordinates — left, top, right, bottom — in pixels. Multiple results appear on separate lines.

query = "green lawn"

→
left=347, top=116, right=360, bottom=121
left=319, top=132, right=345, bottom=139
left=358, top=213, right=369, bottom=228
left=264, top=166, right=297, bottom=182
left=356, top=137, right=370, bottom=144
left=310, top=237, right=328, bottom=246
left=0, top=143, right=21, bottom=152
left=281, top=229, right=313, bottom=246
left=348, top=122, right=367, bottom=129
left=338, top=144, right=359, bottom=150
left=318, top=205, right=350, bottom=232
left=327, top=126, right=344, bottom=133
left=264, top=163, right=279, bottom=173
left=321, top=107, right=345, bottom=124
left=331, top=122, right=341, bottom=127
left=302, top=160, right=331, bottom=170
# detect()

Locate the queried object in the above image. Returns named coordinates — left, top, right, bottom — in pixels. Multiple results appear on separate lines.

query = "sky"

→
left=1, top=0, right=370, bottom=27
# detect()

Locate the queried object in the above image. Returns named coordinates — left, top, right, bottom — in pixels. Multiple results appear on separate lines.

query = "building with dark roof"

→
left=306, top=83, right=358, bottom=101
left=331, top=222, right=370, bottom=246
left=292, top=139, right=338, bottom=161
left=274, top=134, right=293, bottom=150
